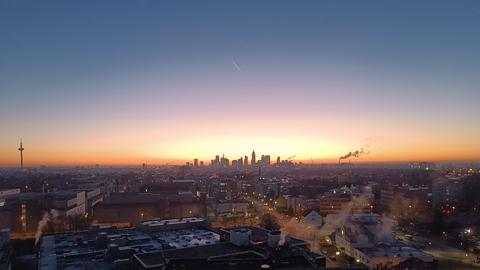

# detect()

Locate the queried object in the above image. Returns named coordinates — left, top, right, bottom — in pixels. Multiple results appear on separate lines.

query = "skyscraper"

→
left=251, top=151, right=256, bottom=166
left=264, top=155, right=271, bottom=165
left=193, top=158, right=199, bottom=167
left=220, top=155, right=225, bottom=167
left=244, top=156, right=248, bottom=167
left=260, top=155, right=271, bottom=166
left=18, top=140, right=24, bottom=169
left=276, top=156, right=281, bottom=165
left=224, top=157, right=230, bottom=167
left=215, top=155, right=220, bottom=167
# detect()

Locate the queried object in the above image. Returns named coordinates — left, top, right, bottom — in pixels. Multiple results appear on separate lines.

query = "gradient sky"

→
left=1, top=0, right=480, bottom=166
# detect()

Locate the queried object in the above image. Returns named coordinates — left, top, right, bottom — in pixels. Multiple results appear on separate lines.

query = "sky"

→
left=1, top=0, right=480, bottom=166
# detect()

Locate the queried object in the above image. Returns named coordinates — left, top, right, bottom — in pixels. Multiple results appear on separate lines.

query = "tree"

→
left=260, top=213, right=280, bottom=231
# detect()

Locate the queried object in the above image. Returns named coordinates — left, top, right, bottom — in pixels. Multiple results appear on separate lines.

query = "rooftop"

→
left=152, top=228, right=220, bottom=249
left=139, top=217, right=205, bottom=227
left=359, top=244, right=435, bottom=262
left=38, top=218, right=325, bottom=270
left=38, top=222, right=219, bottom=270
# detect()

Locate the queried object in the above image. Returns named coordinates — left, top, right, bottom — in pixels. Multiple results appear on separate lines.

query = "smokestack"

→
left=105, top=243, right=120, bottom=261
left=267, top=230, right=281, bottom=248
left=230, top=229, right=252, bottom=246
left=96, top=232, right=109, bottom=249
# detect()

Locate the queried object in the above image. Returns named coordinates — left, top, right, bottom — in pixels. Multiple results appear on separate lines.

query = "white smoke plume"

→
left=318, top=193, right=371, bottom=235
left=279, top=193, right=373, bottom=252
left=35, top=209, right=60, bottom=245
left=385, top=192, right=422, bottom=220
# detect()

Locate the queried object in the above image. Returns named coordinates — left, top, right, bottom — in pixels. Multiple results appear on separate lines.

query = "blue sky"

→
left=1, top=0, right=479, bottom=165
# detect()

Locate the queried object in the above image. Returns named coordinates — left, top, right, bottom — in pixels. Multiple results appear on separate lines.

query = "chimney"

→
left=267, top=230, right=281, bottom=248
left=96, top=232, right=108, bottom=249
left=230, top=229, right=252, bottom=246
left=105, top=243, right=120, bottom=261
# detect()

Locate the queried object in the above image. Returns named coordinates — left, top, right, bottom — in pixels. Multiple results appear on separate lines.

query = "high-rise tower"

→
left=18, top=140, right=24, bottom=169
left=251, top=151, right=256, bottom=166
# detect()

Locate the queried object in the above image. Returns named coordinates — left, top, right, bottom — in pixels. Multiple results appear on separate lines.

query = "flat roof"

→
left=139, top=217, right=205, bottom=227
left=221, top=226, right=305, bottom=246
left=359, top=245, right=434, bottom=262
left=153, top=228, right=220, bottom=249
left=134, top=242, right=248, bottom=267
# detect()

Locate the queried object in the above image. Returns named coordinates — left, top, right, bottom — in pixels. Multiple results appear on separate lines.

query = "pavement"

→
left=395, top=231, right=479, bottom=269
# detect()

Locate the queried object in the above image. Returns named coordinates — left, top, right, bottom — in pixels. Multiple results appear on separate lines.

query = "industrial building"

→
left=92, top=193, right=206, bottom=226
left=38, top=217, right=329, bottom=270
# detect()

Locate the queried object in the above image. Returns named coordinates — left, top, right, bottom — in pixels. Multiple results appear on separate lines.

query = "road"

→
left=396, top=231, right=479, bottom=269
left=252, top=199, right=291, bottom=225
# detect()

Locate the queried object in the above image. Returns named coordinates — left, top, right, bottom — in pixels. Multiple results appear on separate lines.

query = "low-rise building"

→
left=38, top=217, right=327, bottom=270
left=334, top=214, right=436, bottom=269
left=318, top=186, right=373, bottom=216
left=380, top=186, right=432, bottom=221
left=211, top=199, right=250, bottom=217
left=92, top=192, right=206, bottom=226
left=0, top=229, right=11, bottom=270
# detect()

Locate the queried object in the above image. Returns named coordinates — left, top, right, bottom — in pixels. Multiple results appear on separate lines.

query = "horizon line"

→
left=1, top=158, right=479, bottom=169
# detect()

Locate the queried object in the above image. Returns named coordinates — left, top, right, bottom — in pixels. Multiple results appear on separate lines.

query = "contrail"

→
left=232, top=61, right=241, bottom=71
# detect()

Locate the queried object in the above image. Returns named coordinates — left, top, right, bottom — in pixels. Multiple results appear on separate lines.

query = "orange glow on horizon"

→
left=0, top=134, right=479, bottom=167
left=1, top=108, right=479, bottom=167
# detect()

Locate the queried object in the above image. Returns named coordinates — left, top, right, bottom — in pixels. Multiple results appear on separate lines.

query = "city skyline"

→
left=1, top=2, right=480, bottom=269
left=1, top=139, right=478, bottom=168
left=1, top=1, right=480, bottom=166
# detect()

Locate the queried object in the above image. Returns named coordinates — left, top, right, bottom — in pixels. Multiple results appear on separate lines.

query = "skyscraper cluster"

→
left=187, top=151, right=290, bottom=169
